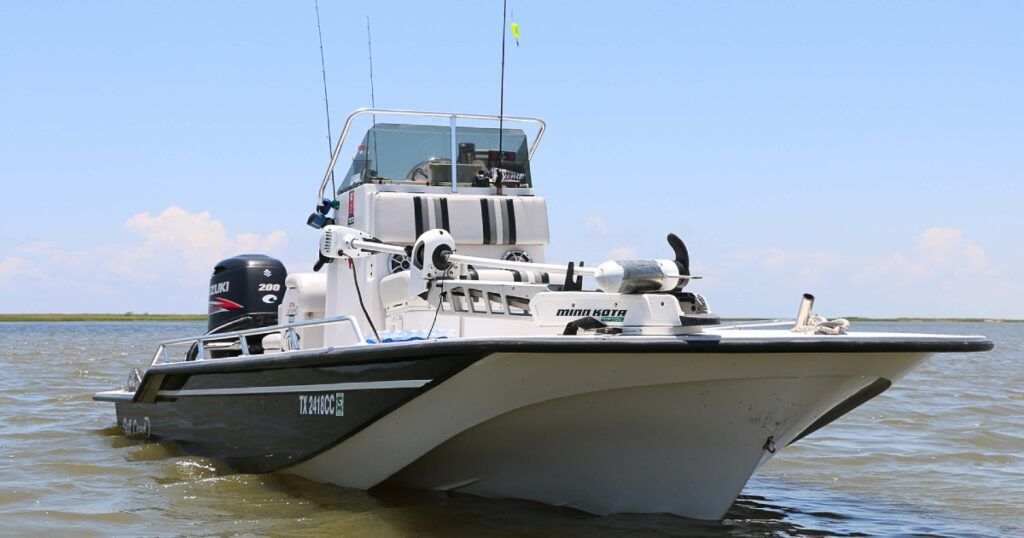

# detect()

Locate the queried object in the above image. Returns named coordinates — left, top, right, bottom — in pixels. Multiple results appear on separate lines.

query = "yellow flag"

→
left=510, top=21, right=520, bottom=46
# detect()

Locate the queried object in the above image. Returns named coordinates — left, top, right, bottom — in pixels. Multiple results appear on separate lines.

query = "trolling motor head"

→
left=667, top=233, right=690, bottom=279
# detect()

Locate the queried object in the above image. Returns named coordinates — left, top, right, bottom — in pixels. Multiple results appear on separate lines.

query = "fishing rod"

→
left=366, top=16, right=377, bottom=113
left=314, top=0, right=336, bottom=196
left=365, top=15, right=380, bottom=180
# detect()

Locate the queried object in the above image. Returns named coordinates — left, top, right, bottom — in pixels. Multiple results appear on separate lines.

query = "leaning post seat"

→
left=372, top=193, right=549, bottom=246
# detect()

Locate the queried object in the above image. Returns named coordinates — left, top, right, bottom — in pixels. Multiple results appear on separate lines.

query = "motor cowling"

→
left=207, top=254, right=287, bottom=333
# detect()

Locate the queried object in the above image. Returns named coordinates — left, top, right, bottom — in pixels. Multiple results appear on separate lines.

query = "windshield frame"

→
left=338, top=123, right=533, bottom=192
left=318, top=108, right=546, bottom=199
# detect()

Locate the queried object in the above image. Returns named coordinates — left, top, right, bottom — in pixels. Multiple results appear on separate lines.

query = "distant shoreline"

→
left=0, top=314, right=206, bottom=322
left=0, top=313, right=1020, bottom=323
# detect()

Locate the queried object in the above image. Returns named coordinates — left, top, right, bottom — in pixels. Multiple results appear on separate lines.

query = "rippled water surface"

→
left=0, top=321, right=1020, bottom=536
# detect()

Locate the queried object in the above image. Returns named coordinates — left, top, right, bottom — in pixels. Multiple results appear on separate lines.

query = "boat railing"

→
left=149, top=315, right=365, bottom=366
left=318, top=108, right=547, bottom=198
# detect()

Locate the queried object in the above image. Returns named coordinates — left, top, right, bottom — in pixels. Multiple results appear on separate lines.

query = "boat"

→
left=95, top=108, right=993, bottom=520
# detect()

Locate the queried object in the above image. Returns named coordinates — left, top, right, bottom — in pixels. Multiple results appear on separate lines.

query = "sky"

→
left=1, top=1, right=1021, bottom=318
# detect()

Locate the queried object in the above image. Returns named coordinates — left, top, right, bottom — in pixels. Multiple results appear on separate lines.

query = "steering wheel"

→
left=405, top=158, right=449, bottom=181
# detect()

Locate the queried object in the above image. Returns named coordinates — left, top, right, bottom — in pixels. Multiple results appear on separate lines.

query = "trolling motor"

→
left=318, top=225, right=715, bottom=333
left=319, top=225, right=698, bottom=296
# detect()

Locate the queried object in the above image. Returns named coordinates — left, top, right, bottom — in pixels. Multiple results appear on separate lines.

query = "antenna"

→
left=498, top=0, right=507, bottom=166
left=314, top=0, right=336, bottom=197
left=495, top=0, right=508, bottom=194
left=365, top=15, right=379, bottom=180
left=366, top=16, right=377, bottom=111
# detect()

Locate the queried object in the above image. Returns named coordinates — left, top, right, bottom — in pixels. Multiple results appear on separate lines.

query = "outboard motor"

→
left=188, top=254, right=287, bottom=360
left=208, top=254, right=288, bottom=333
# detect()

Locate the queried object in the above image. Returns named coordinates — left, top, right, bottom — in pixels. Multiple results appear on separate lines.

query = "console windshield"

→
left=339, top=123, right=532, bottom=192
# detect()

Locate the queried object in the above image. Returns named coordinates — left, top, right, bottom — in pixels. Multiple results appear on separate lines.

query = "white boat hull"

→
left=284, top=348, right=929, bottom=519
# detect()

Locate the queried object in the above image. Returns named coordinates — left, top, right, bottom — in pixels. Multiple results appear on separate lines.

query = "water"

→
left=0, top=321, right=1020, bottom=536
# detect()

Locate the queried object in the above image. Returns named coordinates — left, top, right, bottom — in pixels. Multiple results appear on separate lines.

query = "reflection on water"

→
left=0, top=321, right=1020, bottom=536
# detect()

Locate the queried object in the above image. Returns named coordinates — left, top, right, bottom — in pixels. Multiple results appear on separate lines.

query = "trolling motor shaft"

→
left=319, top=225, right=699, bottom=294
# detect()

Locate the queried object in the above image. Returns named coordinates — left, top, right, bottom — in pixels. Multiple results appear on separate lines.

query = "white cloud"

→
left=112, top=206, right=288, bottom=282
left=1, top=206, right=288, bottom=312
left=725, top=247, right=845, bottom=284
left=0, top=257, right=41, bottom=290
left=584, top=214, right=608, bottom=235
left=607, top=246, right=636, bottom=259
left=235, top=231, right=288, bottom=255
left=711, top=226, right=1017, bottom=317
left=859, top=226, right=991, bottom=285
left=723, top=227, right=992, bottom=290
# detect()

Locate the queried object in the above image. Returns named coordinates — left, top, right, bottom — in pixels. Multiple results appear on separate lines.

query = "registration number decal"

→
left=122, top=416, right=150, bottom=438
left=299, top=392, right=344, bottom=417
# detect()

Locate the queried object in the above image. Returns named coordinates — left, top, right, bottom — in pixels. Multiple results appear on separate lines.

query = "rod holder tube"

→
left=450, top=116, right=458, bottom=194
left=795, top=293, right=815, bottom=328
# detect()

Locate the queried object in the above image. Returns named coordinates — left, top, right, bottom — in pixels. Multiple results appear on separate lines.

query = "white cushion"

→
left=379, top=271, right=413, bottom=306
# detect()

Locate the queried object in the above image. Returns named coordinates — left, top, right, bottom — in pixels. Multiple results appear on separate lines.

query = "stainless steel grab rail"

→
left=149, top=315, right=366, bottom=366
left=318, top=108, right=547, bottom=199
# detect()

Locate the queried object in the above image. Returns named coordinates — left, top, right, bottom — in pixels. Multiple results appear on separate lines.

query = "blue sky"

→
left=1, top=1, right=1021, bottom=317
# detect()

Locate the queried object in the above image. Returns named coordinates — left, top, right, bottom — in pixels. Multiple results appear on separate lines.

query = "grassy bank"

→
left=0, top=313, right=206, bottom=322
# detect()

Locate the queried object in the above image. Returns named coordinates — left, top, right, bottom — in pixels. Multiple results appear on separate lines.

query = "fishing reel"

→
left=306, top=197, right=338, bottom=230
left=309, top=198, right=339, bottom=271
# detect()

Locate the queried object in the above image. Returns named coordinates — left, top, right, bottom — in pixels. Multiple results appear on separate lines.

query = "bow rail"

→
left=149, top=315, right=365, bottom=366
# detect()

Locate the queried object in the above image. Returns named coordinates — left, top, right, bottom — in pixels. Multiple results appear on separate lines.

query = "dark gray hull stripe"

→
left=413, top=196, right=426, bottom=237
left=157, top=379, right=432, bottom=397
left=135, top=336, right=994, bottom=383
left=415, top=196, right=452, bottom=235
left=410, top=196, right=523, bottom=245
left=480, top=199, right=491, bottom=244
left=432, top=198, right=451, bottom=232
left=440, top=198, right=450, bottom=231
left=505, top=198, right=517, bottom=244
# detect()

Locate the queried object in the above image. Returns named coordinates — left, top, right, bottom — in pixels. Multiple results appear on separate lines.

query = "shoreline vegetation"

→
left=0, top=313, right=206, bottom=322
left=0, top=314, right=1020, bottom=323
